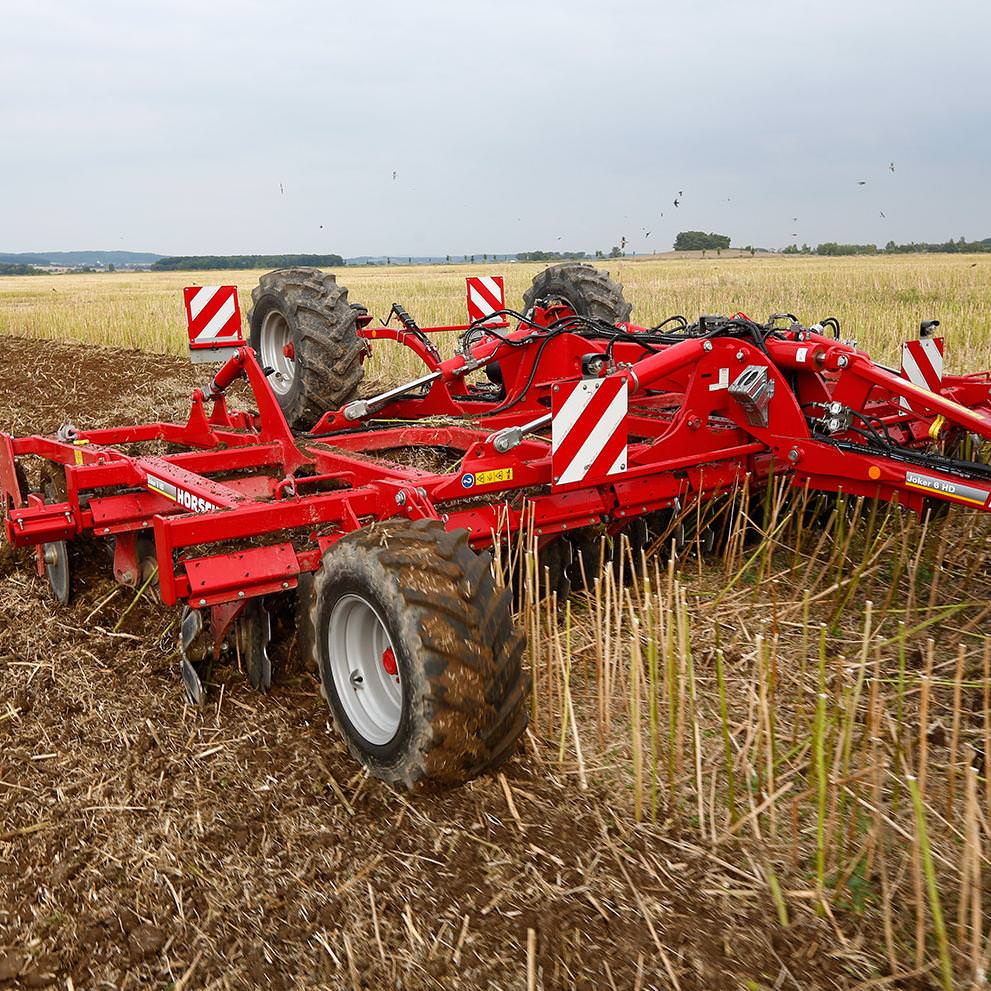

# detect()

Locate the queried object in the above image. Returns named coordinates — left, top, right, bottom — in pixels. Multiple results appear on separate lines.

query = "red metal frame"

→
left=5, top=292, right=991, bottom=627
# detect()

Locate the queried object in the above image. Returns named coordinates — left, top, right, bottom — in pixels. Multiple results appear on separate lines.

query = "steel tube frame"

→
left=4, top=310, right=991, bottom=613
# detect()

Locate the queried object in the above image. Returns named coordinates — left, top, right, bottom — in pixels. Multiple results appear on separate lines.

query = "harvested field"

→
left=0, top=338, right=850, bottom=989
left=3, top=254, right=991, bottom=374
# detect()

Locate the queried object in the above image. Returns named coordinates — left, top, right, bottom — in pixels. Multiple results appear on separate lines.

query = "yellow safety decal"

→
left=461, top=467, right=514, bottom=490
left=74, top=449, right=84, bottom=465
left=475, top=467, right=514, bottom=486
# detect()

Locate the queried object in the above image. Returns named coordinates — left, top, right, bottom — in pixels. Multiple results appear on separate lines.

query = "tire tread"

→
left=310, top=520, right=529, bottom=790
left=248, top=267, right=365, bottom=429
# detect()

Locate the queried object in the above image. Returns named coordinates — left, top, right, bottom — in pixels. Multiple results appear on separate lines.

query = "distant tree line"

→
left=0, top=263, right=44, bottom=276
left=798, top=243, right=881, bottom=256
left=518, top=234, right=736, bottom=258
left=784, top=237, right=991, bottom=256
left=516, top=250, right=589, bottom=262
left=0, top=254, right=51, bottom=266
left=884, top=237, right=991, bottom=254
left=151, top=253, right=344, bottom=271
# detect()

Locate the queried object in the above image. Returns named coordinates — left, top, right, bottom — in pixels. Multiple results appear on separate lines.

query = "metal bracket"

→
left=728, top=365, right=776, bottom=428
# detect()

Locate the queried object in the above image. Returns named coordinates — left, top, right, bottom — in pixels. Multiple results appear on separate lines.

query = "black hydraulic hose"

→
left=649, top=315, right=689, bottom=331
left=471, top=307, right=791, bottom=415
left=818, top=316, right=841, bottom=339
left=488, top=335, right=558, bottom=415
left=823, top=437, right=991, bottom=482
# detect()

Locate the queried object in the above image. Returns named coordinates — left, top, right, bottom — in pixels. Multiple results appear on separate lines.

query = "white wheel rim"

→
left=327, top=594, right=402, bottom=746
left=259, top=309, right=296, bottom=396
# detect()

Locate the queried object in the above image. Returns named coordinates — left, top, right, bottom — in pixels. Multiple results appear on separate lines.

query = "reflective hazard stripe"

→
left=552, top=377, right=628, bottom=486
left=183, top=285, right=243, bottom=348
left=900, top=337, right=944, bottom=411
left=466, top=276, right=505, bottom=325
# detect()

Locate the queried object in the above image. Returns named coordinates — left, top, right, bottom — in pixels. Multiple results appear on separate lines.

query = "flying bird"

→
left=673, top=198, right=680, bottom=208
left=620, top=236, right=628, bottom=249
left=392, top=170, right=398, bottom=181
left=880, top=211, right=886, bottom=218
left=279, top=183, right=285, bottom=195
left=857, top=180, right=868, bottom=186
left=645, top=231, right=651, bottom=238
left=678, top=190, right=683, bottom=197
left=889, top=162, right=896, bottom=173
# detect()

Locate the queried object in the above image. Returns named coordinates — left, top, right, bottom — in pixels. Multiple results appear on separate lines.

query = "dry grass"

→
left=510, top=486, right=991, bottom=989
left=3, top=253, right=991, bottom=376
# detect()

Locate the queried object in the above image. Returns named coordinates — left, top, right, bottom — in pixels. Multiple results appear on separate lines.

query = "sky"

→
left=2, top=0, right=990, bottom=257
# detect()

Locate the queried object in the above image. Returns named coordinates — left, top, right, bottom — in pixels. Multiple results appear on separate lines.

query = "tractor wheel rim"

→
left=259, top=310, right=295, bottom=396
left=327, top=594, right=402, bottom=746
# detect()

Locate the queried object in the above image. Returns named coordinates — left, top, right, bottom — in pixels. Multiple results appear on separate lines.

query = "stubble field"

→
left=3, top=253, right=991, bottom=372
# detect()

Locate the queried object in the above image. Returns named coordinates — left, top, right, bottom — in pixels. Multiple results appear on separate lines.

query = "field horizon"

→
left=3, top=254, right=991, bottom=402
left=2, top=254, right=991, bottom=988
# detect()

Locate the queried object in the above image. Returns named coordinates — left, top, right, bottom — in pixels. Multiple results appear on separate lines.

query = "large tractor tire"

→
left=309, top=519, right=528, bottom=790
left=523, top=263, right=632, bottom=324
left=248, top=267, right=365, bottom=430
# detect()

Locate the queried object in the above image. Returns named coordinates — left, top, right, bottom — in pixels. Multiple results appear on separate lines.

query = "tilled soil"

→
left=0, top=338, right=848, bottom=989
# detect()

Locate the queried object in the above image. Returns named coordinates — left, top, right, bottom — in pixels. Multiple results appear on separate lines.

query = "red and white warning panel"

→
left=466, top=276, right=508, bottom=328
left=900, top=336, right=944, bottom=410
left=551, top=375, right=628, bottom=488
left=183, top=285, right=244, bottom=362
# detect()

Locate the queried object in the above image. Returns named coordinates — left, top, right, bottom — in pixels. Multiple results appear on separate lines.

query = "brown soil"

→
left=0, top=338, right=851, bottom=989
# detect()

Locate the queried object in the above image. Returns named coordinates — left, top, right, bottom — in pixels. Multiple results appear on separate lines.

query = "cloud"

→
left=2, top=0, right=990, bottom=254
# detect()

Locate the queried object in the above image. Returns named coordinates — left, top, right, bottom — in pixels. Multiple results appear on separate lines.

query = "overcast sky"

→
left=3, top=0, right=990, bottom=257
